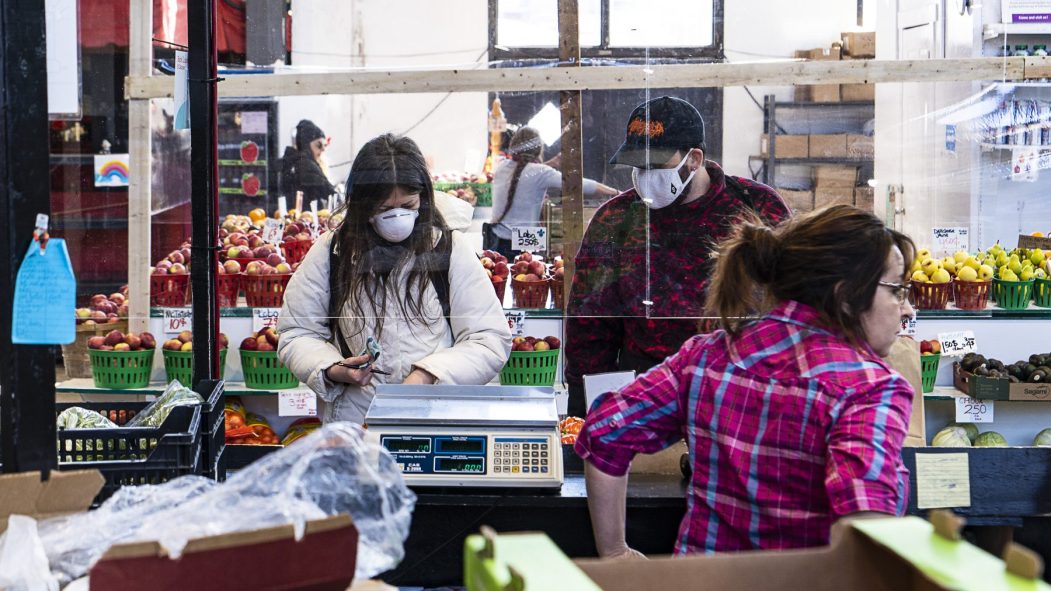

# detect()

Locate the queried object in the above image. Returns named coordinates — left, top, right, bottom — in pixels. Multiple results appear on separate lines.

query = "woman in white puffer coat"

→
left=277, top=133, right=511, bottom=424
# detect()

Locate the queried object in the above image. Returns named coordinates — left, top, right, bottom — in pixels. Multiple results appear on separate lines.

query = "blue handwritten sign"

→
left=12, top=238, right=76, bottom=344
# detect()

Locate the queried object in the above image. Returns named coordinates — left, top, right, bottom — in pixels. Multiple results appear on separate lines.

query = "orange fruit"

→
left=1033, top=231, right=1045, bottom=237
left=248, top=208, right=266, bottom=224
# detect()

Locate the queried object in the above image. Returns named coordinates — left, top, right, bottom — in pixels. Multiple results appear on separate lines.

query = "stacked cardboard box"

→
left=841, top=31, right=876, bottom=58
left=778, top=189, right=814, bottom=214
left=814, top=165, right=858, bottom=208
left=795, top=45, right=842, bottom=103
left=847, top=134, right=874, bottom=159
left=760, top=134, right=809, bottom=158
left=810, top=134, right=848, bottom=158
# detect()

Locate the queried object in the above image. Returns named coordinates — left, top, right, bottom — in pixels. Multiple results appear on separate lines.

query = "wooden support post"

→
left=126, top=0, right=152, bottom=334
left=558, top=0, right=583, bottom=309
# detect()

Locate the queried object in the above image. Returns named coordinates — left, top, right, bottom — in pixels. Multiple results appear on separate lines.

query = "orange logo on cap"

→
left=627, top=118, right=665, bottom=138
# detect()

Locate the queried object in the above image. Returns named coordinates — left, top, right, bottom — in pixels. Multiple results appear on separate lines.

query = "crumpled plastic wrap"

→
left=0, top=515, right=59, bottom=591
left=126, top=380, right=203, bottom=428
left=55, top=407, right=117, bottom=430
left=17, top=422, right=415, bottom=584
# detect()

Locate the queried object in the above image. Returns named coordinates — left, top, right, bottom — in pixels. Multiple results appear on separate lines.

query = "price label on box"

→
left=937, top=330, right=977, bottom=356
left=955, top=396, right=994, bottom=423
left=162, top=308, right=192, bottom=335
left=252, top=308, right=281, bottom=333
left=899, top=316, right=917, bottom=337
left=262, top=219, right=284, bottom=245
left=511, top=226, right=546, bottom=252
left=279, top=389, right=317, bottom=417
left=505, top=311, right=525, bottom=336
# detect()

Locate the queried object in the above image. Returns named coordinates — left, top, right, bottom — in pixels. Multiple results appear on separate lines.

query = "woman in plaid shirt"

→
left=576, top=205, right=917, bottom=557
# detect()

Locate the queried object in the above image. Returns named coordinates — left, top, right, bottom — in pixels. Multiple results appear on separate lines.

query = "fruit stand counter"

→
left=380, top=472, right=686, bottom=588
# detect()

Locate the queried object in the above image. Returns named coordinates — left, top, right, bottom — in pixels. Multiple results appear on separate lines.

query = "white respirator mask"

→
left=631, top=151, right=697, bottom=209
left=370, top=208, right=419, bottom=243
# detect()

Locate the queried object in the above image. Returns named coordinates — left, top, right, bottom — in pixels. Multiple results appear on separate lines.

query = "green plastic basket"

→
left=240, top=349, right=299, bottom=390
left=500, top=349, right=560, bottom=386
left=992, top=278, right=1033, bottom=310
left=162, top=348, right=228, bottom=387
left=1034, top=278, right=1051, bottom=308
left=88, top=349, right=156, bottom=389
left=433, top=181, right=493, bottom=206
left=920, top=353, right=940, bottom=394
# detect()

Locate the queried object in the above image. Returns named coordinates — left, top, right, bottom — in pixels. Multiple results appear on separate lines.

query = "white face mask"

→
left=370, top=208, right=419, bottom=243
left=631, top=151, right=697, bottom=209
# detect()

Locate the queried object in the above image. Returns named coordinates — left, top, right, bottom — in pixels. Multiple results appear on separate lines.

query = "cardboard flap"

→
left=466, top=531, right=600, bottom=591
left=0, top=470, right=102, bottom=530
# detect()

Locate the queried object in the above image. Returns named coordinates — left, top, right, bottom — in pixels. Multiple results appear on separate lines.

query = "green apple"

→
left=911, top=270, right=930, bottom=283
left=957, top=265, right=978, bottom=282
left=917, top=248, right=932, bottom=261
left=932, top=268, right=952, bottom=284
left=953, top=250, right=969, bottom=265
left=963, top=256, right=981, bottom=271
left=978, top=265, right=995, bottom=281
left=941, top=257, right=957, bottom=274
left=921, top=258, right=942, bottom=277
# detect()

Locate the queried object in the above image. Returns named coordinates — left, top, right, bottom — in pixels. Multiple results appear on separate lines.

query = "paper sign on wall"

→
left=931, top=227, right=969, bottom=258
left=915, top=453, right=971, bottom=509
left=583, top=371, right=637, bottom=412
left=12, top=238, right=75, bottom=345
left=240, top=111, right=267, bottom=135
left=898, top=316, right=917, bottom=337
left=279, top=390, right=317, bottom=417
left=252, top=308, right=281, bottom=333
left=511, top=226, right=547, bottom=252
left=955, top=396, right=994, bottom=423
left=94, top=154, right=130, bottom=188
left=262, top=219, right=284, bottom=245
left=1012, top=147, right=1039, bottom=182
left=173, top=50, right=189, bottom=130
left=46, top=0, right=81, bottom=118
left=938, top=330, right=977, bottom=356
left=505, top=311, right=525, bottom=336
left=162, top=308, right=192, bottom=335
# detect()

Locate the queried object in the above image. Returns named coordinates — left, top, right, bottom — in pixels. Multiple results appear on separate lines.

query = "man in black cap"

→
left=564, top=96, right=790, bottom=417
left=280, top=119, right=336, bottom=204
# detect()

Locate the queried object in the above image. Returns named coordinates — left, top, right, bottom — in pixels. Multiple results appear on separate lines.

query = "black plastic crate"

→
left=55, top=401, right=202, bottom=505
left=194, top=379, right=225, bottom=479
left=225, top=444, right=281, bottom=470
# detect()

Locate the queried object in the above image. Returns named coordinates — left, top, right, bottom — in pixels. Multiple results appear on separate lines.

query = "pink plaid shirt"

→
left=575, top=300, right=914, bottom=554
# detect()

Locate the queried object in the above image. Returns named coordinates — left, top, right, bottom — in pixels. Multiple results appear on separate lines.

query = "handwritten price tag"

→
left=938, top=330, right=977, bottom=356
left=955, top=396, right=994, bottom=423
left=278, top=196, right=288, bottom=218
left=511, top=226, right=547, bottom=252
left=262, top=219, right=284, bottom=245
left=505, top=310, right=525, bottom=336
left=899, top=316, right=917, bottom=337
left=252, top=308, right=281, bottom=333
left=279, top=389, right=317, bottom=417
left=162, top=308, right=192, bottom=335
left=931, top=227, right=969, bottom=258
left=309, top=200, right=320, bottom=239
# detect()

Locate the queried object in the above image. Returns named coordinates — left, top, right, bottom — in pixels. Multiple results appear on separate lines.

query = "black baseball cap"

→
left=609, top=96, right=706, bottom=168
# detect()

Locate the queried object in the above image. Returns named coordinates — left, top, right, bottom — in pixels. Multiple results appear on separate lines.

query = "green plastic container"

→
left=162, top=348, right=228, bottom=387
left=1034, top=277, right=1051, bottom=308
left=992, top=278, right=1033, bottom=310
left=88, top=349, right=155, bottom=389
left=500, top=349, right=560, bottom=386
left=240, top=349, right=299, bottom=390
left=920, top=353, right=940, bottom=394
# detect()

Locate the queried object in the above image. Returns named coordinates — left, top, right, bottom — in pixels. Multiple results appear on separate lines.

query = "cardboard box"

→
left=0, top=469, right=102, bottom=533
left=778, top=189, right=814, bottom=213
left=1017, top=233, right=1051, bottom=250
left=795, top=84, right=841, bottom=103
left=800, top=45, right=842, bottom=61
left=760, top=134, right=809, bottom=158
left=814, top=164, right=858, bottom=187
left=842, top=82, right=876, bottom=101
left=854, top=186, right=875, bottom=212
left=847, top=133, right=874, bottom=159
left=841, top=31, right=876, bottom=57
left=953, top=362, right=1051, bottom=401
left=809, top=134, right=849, bottom=158
left=815, top=187, right=855, bottom=208
left=1002, top=0, right=1051, bottom=23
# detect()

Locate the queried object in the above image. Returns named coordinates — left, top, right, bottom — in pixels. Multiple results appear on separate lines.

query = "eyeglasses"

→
left=878, top=281, right=910, bottom=305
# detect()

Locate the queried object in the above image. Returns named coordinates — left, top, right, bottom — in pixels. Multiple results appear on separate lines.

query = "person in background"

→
left=277, top=133, right=511, bottom=424
left=487, top=126, right=618, bottom=259
left=280, top=119, right=337, bottom=203
left=564, top=96, right=790, bottom=418
left=578, top=205, right=917, bottom=558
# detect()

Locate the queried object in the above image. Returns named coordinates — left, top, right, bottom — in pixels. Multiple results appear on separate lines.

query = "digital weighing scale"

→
left=364, top=384, right=564, bottom=489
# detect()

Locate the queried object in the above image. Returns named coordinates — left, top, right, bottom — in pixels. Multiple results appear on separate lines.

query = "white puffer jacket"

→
left=277, top=222, right=511, bottom=424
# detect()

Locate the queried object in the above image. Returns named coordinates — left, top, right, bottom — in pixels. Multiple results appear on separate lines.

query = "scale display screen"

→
left=382, top=437, right=431, bottom=453
left=436, top=437, right=485, bottom=454
left=434, top=457, right=485, bottom=473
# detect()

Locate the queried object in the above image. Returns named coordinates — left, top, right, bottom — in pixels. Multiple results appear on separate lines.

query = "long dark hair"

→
left=329, top=134, right=449, bottom=338
left=705, top=204, right=915, bottom=347
left=496, top=127, right=544, bottom=223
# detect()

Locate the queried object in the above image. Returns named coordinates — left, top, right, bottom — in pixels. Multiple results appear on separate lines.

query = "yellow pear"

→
left=978, top=265, right=995, bottom=281
left=964, top=256, right=981, bottom=271
left=1002, top=269, right=1020, bottom=282
left=911, top=270, right=930, bottom=283
left=953, top=250, right=969, bottom=265
left=931, top=268, right=952, bottom=284
left=1021, top=267, right=1036, bottom=281
left=921, top=258, right=942, bottom=277
left=957, top=265, right=978, bottom=282
left=1009, top=258, right=1024, bottom=275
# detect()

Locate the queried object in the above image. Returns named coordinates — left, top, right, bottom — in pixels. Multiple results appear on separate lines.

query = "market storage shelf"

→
left=56, top=377, right=308, bottom=397
left=916, top=306, right=1051, bottom=319
left=748, top=155, right=873, bottom=165
left=924, top=386, right=967, bottom=401
left=772, top=101, right=875, bottom=109
left=983, top=22, right=1051, bottom=40
left=149, top=305, right=566, bottom=318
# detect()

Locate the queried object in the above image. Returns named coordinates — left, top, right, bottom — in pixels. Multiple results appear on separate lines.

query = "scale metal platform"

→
left=364, top=384, right=563, bottom=489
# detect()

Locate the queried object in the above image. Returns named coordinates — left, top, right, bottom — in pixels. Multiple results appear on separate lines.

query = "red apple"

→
left=544, top=336, right=561, bottom=349
left=266, top=253, right=284, bottom=267
left=140, top=332, right=156, bottom=349
left=223, top=260, right=242, bottom=274
left=169, top=263, right=188, bottom=274
left=493, top=262, right=509, bottom=277
left=517, top=252, right=533, bottom=263
left=240, top=337, right=259, bottom=351
left=518, top=342, right=535, bottom=352
left=524, top=273, right=541, bottom=282
left=163, top=339, right=182, bottom=351
left=103, top=330, right=124, bottom=346
left=219, top=333, right=229, bottom=349
left=87, top=336, right=106, bottom=349
left=177, top=330, right=193, bottom=343
left=168, top=251, right=185, bottom=265
left=109, top=293, right=126, bottom=305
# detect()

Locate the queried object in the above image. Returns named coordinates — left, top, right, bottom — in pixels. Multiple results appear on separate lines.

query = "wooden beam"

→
left=559, top=0, right=583, bottom=310
left=127, top=0, right=152, bottom=334
left=127, top=56, right=1040, bottom=99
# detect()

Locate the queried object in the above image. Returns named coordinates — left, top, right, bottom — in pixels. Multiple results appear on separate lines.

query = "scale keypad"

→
left=492, top=439, right=551, bottom=475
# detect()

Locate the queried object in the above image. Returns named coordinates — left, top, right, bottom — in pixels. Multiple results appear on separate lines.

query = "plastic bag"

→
left=31, top=422, right=415, bottom=583
left=126, top=380, right=203, bottom=428
left=55, top=407, right=117, bottom=430
left=0, top=515, right=59, bottom=591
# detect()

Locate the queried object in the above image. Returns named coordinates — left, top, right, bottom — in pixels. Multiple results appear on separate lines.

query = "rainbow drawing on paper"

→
left=94, top=155, right=130, bottom=187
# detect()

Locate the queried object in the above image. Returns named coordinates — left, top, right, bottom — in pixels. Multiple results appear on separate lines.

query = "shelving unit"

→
left=983, top=22, right=1051, bottom=40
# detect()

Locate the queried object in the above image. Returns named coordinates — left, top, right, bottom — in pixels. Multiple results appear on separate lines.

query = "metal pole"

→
left=0, top=0, right=57, bottom=474
left=188, top=0, right=221, bottom=385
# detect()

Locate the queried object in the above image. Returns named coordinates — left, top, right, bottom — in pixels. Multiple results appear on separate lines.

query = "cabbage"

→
left=975, top=431, right=1008, bottom=447
left=950, top=422, right=979, bottom=444
left=932, top=426, right=971, bottom=447
left=1034, top=428, right=1051, bottom=447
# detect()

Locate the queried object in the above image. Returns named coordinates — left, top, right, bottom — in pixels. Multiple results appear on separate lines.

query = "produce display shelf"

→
left=923, top=386, right=967, bottom=401
left=150, top=304, right=566, bottom=318
left=772, top=100, right=875, bottom=108
left=916, top=306, right=1051, bottom=319
left=56, top=377, right=307, bottom=397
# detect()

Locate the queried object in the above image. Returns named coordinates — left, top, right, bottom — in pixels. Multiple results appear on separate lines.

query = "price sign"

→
left=278, top=196, right=288, bottom=218
left=35, top=213, right=49, bottom=232
left=279, top=389, right=317, bottom=417
left=294, top=191, right=304, bottom=216
left=931, top=227, right=969, bottom=258
left=899, top=316, right=917, bottom=337
left=955, top=396, right=994, bottom=423
left=162, top=308, right=192, bottom=335
left=262, top=218, right=284, bottom=245
left=252, top=307, right=281, bottom=333
left=511, top=226, right=546, bottom=252
left=309, top=200, right=320, bottom=239
left=505, top=310, right=525, bottom=336
left=937, top=330, right=977, bottom=356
